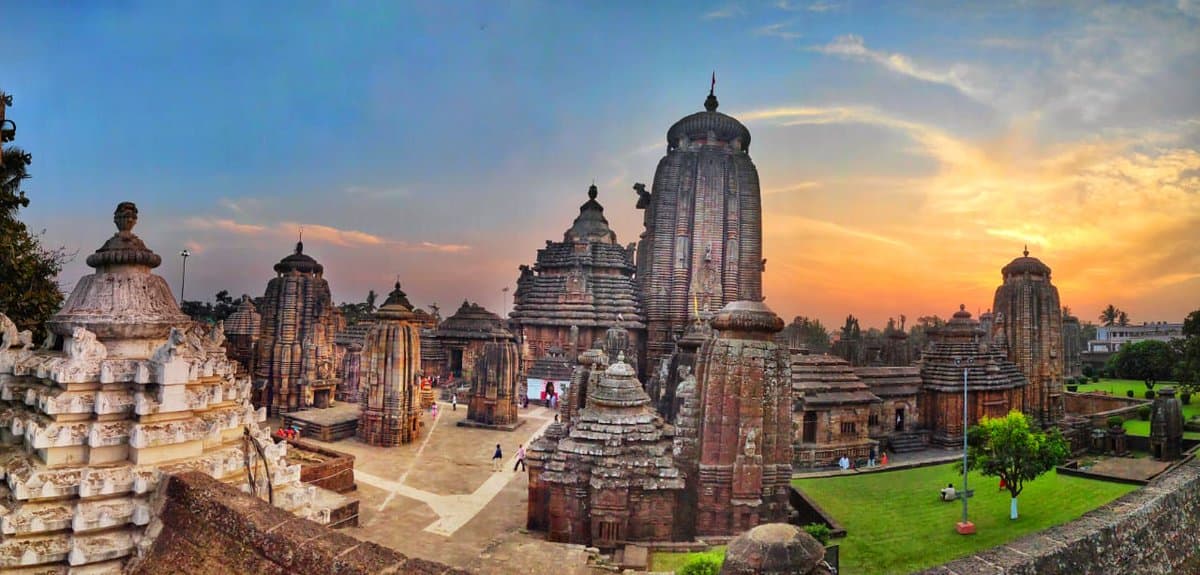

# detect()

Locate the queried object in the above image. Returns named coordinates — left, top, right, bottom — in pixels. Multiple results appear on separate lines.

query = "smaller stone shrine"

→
left=719, top=523, right=833, bottom=575
left=357, top=282, right=423, bottom=446
left=333, top=320, right=374, bottom=404
left=1150, top=387, right=1184, bottom=461
left=459, top=339, right=522, bottom=430
left=919, top=305, right=1028, bottom=447
left=854, top=365, right=924, bottom=451
left=254, top=240, right=342, bottom=415
left=222, top=294, right=261, bottom=374
left=790, top=351, right=881, bottom=468
left=432, top=301, right=512, bottom=381
left=533, top=352, right=685, bottom=548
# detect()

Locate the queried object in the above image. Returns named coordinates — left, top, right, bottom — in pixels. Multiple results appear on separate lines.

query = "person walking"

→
left=868, top=445, right=877, bottom=468
left=513, top=444, right=526, bottom=472
left=451, top=392, right=457, bottom=411
left=492, top=444, right=503, bottom=472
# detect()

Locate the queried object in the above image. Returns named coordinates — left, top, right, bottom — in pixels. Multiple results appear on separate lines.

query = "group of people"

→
left=273, top=425, right=301, bottom=441
left=491, top=443, right=527, bottom=472
left=836, top=446, right=888, bottom=471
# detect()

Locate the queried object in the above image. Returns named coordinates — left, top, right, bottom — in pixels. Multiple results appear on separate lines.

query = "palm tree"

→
left=1099, top=305, right=1120, bottom=327
left=1117, top=311, right=1130, bottom=326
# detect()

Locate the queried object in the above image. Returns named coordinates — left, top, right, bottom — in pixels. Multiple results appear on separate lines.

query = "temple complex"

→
left=634, top=84, right=765, bottom=380
left=461, top=339, right=522, bottom=429
left=357, top=283, right=423, bottom=446
left=991, top=248, right=1065, bottom=426
left=532, top=352, right=684, bottom=548
left=790, top=351, right=880, bottom=468
left=0, top=203, right=333, bottom=572
left=1062, top=311, right=1083, bottom=378
left=854, top=365, right=924, bottom=451
left=254, top=240, right=341, bottom=415
left=431, top=301, right=512, bottom=381
left=510, top=184, right=645, bottom=372
left=920, top=306, right=1028, bottom=446
left=221, top=294, right=260, bottom=374
left=693, top=301, right=792, bottom=536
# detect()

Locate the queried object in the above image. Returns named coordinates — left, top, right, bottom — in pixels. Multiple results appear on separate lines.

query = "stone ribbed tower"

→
left=635, top=84, right=764, bottom=373
left=1062, top=311, right=1083, bottom=378
left=357, top=282, right=423, bottom=446
left=254, top=241, right=341, bottom=415
left=463, top=340, right=522, bottom=429
left=693, top=300, right=791, bottom=536
left=222, top=294, right=261, bottom=374
left=511, top=184, right=645, bottom=370
left=991, top=248, right=1064, bottom=426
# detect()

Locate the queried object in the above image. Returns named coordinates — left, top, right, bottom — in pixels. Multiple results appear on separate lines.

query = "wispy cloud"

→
left=183, top=217, right=470, bottom=253
left=764, top=181, right=820, bottom=195
left=812, top=34, right=988, bottom=102
left=342, top=185, right=412, bottom=200
left=755, top=22, right=802, bottom=40
left=775, top=0, right=840, bottom=12
left=702, top=4, right=744, bottom=19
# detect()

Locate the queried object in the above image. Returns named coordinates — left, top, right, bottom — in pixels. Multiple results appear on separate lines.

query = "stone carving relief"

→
left=56, top=328, right=107, bottom=382
left=0, top=314, right=18, bottom=351
left=151, top=328, right=186, bottom=365
left=744, top=427, right=758, bottom=457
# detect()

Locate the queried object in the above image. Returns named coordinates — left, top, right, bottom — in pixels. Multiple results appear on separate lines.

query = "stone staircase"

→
left=888, top=432, right=926, bottom=453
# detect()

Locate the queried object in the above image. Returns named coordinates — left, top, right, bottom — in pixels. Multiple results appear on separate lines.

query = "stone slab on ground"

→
left=456, top=418, right=527, bottom=432
left=1087, top=456, right=1171, bottom=481
left=282, top=403, right=360, bottom=441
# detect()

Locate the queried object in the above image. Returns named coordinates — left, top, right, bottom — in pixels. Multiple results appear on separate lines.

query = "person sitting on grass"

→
left=940, top=483, right=957, bottom=501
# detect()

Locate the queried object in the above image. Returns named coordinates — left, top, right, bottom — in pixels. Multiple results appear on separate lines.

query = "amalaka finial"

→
left=960, top=303, right=967, bottom=312
left=1023, top=244, right=1029, bottom=258
left=114, top=202, right=138, bottom=233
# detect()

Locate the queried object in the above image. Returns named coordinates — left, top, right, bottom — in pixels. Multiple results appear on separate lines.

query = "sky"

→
left=5, top=0, right=1199, bottom=330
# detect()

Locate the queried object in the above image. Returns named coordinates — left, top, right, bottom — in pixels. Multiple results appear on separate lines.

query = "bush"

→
left=1093, top=376, right=1100, bottom=383
left=1082, top=365, right=1096, bottom=378
left=1182, top=393, right=1192, bottom=405
left=1107, top=415, right=1124, bottom=429
left=803, top=523, right=832, bottom=545
left=1126, top=390, right=1135, bottom=398
left=678, top=552, right=723, bottom=575
left=1138, top=405, right=1152, bottom=420
left=1145, top=390, right=1156, bottom=400
left=1067, top=385, right=1078, bottom=392
left=1145, top=381, right=1156, bottom=390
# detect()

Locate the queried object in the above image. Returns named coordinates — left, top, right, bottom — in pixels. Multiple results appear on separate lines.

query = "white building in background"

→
left=1086, top=322, right=1184, bottom=354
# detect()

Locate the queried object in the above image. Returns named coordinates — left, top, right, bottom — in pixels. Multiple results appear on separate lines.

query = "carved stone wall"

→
left=693, top=301, right=792, bottom=537
left=991, top=249, right=1065, bottom=426
left=466, top=340, right=520, bottom=427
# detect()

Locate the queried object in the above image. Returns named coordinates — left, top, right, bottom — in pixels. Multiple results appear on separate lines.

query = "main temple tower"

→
left=635, top=81, right=764, bottom=371
left=991, top=248, right=1065, bottom=426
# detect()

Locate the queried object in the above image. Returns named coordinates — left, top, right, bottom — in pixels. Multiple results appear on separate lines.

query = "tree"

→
left=1174, top=309, right=1200, bottom=393
left=839, top=314, right=861, bottom=341
left=1109, top=340, right=1178, bottom=389
left=180, top=290, right=239, bottom=324
left=1117, top=310, right=1130, bottom=326
left=1099, top=304, right=1121, bottom=327
left=960, top=411, right=1069, bottom=520
left=784, top=316, right=831, bottom=353
left=365, top=289, right=378, bottom=313
left=0, top=94, right=72, bottom=340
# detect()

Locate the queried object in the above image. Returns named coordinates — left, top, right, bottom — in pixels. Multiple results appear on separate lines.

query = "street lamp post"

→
left=955, top=355, right=976, bottom=535
left=501, top=286, right=509, bottom=317
left=179, top=249, right=191, bottom=303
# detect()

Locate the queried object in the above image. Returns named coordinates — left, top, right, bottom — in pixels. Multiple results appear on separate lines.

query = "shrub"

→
left=1126, top=390, right=1135, bottom=398
left=1082, top=365, right=1095, bottom=378
left=1107, top=415, right=1124, bottom=429
left=678, top=552, right=723, bottom=575
left=1067, top=385, right=1078, bottom=392
left=803, top=523, right=832, bottom=545
left=1138, top=405, right=1152, bottom=420
left=1145, top=390, right=1156, bottom=400
left=1182, top=393, right=1192, bottom=405
left=1145, top=381, right=1156, bottom=390
left=1093, top=376, right=1100, bottom=383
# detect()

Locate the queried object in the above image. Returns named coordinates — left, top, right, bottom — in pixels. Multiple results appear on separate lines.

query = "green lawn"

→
left=792, top=463, right=1136, bottom=575
left=650, top=463, right=1135, bottom=574
left=1074, top=378, right=1200, bottom=439
left=649, top=546, right=725, bottom=572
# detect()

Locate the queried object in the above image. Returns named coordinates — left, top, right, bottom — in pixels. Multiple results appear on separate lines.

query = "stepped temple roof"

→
left=223, top=295, right=262, bottom=336
left=791, top=353, right=881, bottom=407
left=527, top=347, right=573, bottom=381
left=920, top=305, right=1028, bottom=392
left=436, top=301, right=512, bottom=340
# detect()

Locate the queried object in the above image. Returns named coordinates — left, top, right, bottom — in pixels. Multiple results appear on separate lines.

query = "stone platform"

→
left=282, top=403, right=360, bottom=441
left=456, top=417, right=527, bottom=432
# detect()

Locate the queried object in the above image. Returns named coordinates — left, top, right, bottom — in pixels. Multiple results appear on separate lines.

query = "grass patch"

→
left=650, top=546, right=725, bottom=572
left=792, top=462, right=1137, bottom=574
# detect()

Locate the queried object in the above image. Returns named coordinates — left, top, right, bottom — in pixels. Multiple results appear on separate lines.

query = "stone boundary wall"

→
left=1064, top=391, right=1147, bottom=427
left=127, top=471, right=468, bottom=575
left=918, top=457, right=1200, bottom=575
left=789, top=487, right=847, bottom=538
left=287, top=438, right=357, bottom=493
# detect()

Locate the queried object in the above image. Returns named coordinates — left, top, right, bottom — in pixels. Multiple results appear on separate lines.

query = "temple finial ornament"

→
left=704, top=71, right=719, bottom=111
left=1023, top=244, right=1029, bottom=257
left=588, top=183, right=598, bottom=200
left=114, top=201, right=138, bottom=233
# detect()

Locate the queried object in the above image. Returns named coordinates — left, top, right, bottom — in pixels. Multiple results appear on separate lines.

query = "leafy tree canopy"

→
left=959, top=411, right=1069, bottom=519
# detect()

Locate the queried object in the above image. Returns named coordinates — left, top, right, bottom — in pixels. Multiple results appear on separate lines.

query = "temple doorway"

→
left=802, top=412, right=817, bottom=443
left=894, top=408, right=905, bottom=432
left=450, top=349, right=464, bottom=377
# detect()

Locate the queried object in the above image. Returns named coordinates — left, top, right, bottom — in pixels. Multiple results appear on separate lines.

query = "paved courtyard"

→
left=299, top=401, right=595, bottom=574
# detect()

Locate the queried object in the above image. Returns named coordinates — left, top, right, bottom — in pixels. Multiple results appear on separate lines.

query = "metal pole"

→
left=962, top=360, right=969, bottom=525
left=179, top=250, right=190, bottom=302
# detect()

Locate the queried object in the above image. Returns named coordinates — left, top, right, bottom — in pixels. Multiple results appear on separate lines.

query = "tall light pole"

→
left=954, top=354, right=975, bottom=535
left=179, top=249, right=191, bottom=303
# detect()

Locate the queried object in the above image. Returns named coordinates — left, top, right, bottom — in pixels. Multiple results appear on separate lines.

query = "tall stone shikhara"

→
left=511, top=184, right=645, bottom=371
left=464, top=340, right=521, bottom=429
left=991, top=248, right=1064, bottom=426
left=634, top=85, right=764, bottom=375
left=0, top=203, right=329, bottom=572
left=357, top=283, right=423, bottom=446
left=693, top=300, right=791, bottom=537
left=254, top=241, right=341, bottom=415
left=222, top=294, right=261, bottom=374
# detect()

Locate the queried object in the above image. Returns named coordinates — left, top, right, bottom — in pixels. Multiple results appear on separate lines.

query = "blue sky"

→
left=7, top=1, right=1199, bottom=327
